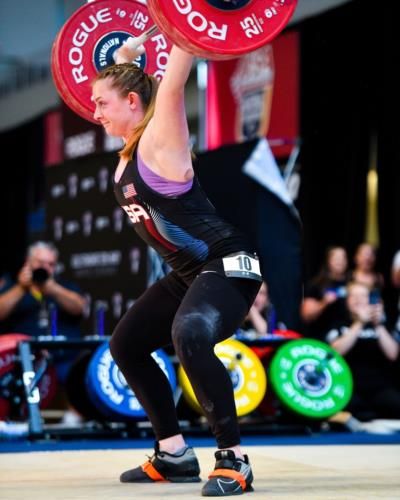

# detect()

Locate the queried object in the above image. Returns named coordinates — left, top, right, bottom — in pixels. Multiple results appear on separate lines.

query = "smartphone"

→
left=369, top=290, right=381, bottom=305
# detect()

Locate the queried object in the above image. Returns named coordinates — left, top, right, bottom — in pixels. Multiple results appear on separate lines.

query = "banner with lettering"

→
left=206, top=30, right=299, bottom=158
left=46, top=152, right=148, bottom=335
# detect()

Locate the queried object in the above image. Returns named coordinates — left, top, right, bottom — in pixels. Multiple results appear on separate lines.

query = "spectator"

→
left=391, top=249, right=400, bottom=330
left=325, top=281, right=400, bottom=420
left=392, top=249, right=400, bottom=289
left=301, top=246, right=350, bottom=338
left=242, top=281, right=274, bottom=335
left=245, top=281, right=269, bottom=335
left=0, top=241, right=87, bottom=423
left=352, top=242, right=384, bottom=292
left=0, top=241, right=86, bottom=338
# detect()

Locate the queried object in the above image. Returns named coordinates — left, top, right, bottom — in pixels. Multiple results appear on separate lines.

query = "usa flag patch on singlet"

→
left=123, top=183, right=136, bottom=199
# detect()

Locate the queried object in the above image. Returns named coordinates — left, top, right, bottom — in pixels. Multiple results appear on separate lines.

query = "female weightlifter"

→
left=91, top=42, right=263, bottom=496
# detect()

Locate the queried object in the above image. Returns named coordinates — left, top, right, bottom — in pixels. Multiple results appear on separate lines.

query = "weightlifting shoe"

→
left=202, top=450, right=254, bottom=496
left=120, top=443, right=201, bottom=483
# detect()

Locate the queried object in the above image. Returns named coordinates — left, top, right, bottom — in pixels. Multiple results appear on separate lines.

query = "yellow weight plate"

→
left=178, top=338, right=267, bottom=417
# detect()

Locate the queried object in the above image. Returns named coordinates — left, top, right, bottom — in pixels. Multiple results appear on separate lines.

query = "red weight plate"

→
left=274, top=329, right=302, bottom=339
left=0, top=333, right=57, bottom=420
left=51, top=0, right=171, bottom=122
left=0, top=399, right=10, bottom=420
left=251, top=346, right=274, bottom=360
left=0, top=367, right=58, bottom=420
left=148, top=0, right=297, bottom=60
left=0, top=334, right=58, bottom=419
left=0, top=334, right=30, bottom=377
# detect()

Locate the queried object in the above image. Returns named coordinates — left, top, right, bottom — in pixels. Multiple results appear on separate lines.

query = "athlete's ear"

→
left=127, top=91, right=141, bottom=110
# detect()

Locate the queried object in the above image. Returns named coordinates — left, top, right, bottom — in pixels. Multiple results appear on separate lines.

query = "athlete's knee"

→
left=172, top=306, right=221, bottom=360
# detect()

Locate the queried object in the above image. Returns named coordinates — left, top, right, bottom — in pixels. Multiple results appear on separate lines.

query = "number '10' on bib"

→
left=223, top=252, right=262, bottom=281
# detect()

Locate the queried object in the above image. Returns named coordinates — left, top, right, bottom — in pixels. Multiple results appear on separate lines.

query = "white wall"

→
left=0, top=0, right=60, bottom=65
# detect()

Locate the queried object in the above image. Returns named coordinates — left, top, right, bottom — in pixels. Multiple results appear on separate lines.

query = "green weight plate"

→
left=270, top=339, right=353, bottom=419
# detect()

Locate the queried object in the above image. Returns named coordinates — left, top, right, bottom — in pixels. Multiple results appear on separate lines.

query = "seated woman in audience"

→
left=325, top=281, right=400, bottom=420
left=301, top=245, right=350, bottom=338
left=240, top=281, right=289, bottom=336
left=242, top=281, right=271, bottom=336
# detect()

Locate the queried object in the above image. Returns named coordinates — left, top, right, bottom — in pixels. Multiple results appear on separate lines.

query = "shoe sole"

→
left=168, top=476, right=202, bottom=483
left=202, top=483, right=254, bottom=496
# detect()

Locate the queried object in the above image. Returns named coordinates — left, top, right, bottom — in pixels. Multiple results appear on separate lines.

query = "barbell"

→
left=51, top=0, right=297, bottom=122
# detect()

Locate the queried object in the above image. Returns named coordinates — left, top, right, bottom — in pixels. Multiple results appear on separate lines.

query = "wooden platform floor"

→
left=1, top=445, right=399, bottom=499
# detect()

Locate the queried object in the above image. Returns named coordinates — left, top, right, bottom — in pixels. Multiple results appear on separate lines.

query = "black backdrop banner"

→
left=196, top=140, right=303, bottom=331
left=378, top=5, right=400, bottom=324
left=46, top=141, right=303, bottom=335
left=46, top=152, right=147, bottom=335
left=0, top=116, right=44, bottom=276
left=298, top=1, right=376, bottom=280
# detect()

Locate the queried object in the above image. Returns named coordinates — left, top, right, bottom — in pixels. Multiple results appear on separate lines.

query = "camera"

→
left=32, top=268, right=49, bottom=285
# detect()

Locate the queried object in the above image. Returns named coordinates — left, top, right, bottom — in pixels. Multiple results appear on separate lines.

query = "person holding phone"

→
left=301, top=246, right=350, bottom=338
left=325, top=281, right=400, bottom=420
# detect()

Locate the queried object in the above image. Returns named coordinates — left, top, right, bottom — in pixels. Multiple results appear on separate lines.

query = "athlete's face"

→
left=92, top=78, right=138, bottom=139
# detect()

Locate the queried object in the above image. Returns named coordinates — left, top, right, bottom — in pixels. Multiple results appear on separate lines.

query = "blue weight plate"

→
left=86, top=342, right=176, bottom=419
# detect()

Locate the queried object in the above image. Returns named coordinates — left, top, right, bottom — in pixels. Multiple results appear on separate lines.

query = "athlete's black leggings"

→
left=109, top=260, right=261, bottom=449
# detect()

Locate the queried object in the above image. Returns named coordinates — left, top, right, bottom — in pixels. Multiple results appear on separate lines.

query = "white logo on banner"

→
left=95, top=216, right=110, bottom=231
left=112, top=292, right=123, bottom=318
left=81, top=177, right=96, bottom=191
left=98, top=167, right=109, bottom=192
left=51, top=184, right=65, bottom=198
left=68, top=174, right=79, bottom=198
left=70, top=251, right=122, bottom=269
left=230, top=45, right=274, bottom=141
left=53, top=217, right=64, bottom=240
left=65, top=220, right=80, bottom=234
left=129, top=247, right=141, bottom=274
left=82, top=211, right=93, bottom=236
left=65, top=131, right=96, bottom=159
left=113, top=207, right=124, bottom=232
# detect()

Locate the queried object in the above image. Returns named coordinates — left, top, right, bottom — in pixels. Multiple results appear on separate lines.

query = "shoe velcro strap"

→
left=209, top=468, right=246, bottom=490
left=141, top=461, right=167, bottom=481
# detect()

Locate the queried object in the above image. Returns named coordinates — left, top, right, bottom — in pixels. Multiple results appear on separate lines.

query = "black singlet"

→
left=113, top=151, right=253, bottom=284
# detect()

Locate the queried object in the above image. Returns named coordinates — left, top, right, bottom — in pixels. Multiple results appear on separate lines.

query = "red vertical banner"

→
left=206, top=30, right=299, bottom=158
left=44, top=110, right=64, bottom=167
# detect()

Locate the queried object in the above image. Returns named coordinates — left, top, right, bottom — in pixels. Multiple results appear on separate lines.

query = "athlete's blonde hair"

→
left=92, top=63, right=158, bottom=160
